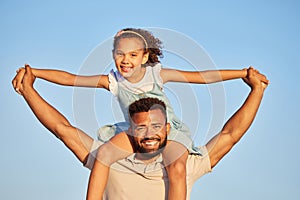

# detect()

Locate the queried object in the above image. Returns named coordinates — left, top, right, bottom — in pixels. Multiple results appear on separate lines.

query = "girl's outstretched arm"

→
left=161, top=68, right=248, bottom=84
left=15, top=65, right=110, bottom=90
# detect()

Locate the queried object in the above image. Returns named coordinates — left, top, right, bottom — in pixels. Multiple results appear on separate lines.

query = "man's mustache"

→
left=140, top=136, right=161, bottom=143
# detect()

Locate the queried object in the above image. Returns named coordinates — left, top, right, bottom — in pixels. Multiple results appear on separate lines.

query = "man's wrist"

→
left=22, top=84, right=35, bottom=97
left=251, top=86, right=265, bottom=95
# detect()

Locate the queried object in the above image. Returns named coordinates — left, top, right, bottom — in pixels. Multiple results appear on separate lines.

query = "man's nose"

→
left=144, top=127, right=155, bottom=137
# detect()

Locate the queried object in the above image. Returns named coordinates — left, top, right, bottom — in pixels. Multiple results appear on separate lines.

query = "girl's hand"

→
left=21, top=64, right=36, bottom=91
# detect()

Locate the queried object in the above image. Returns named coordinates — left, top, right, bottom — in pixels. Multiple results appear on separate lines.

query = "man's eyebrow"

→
left=135, top=124, right=147, bottom=127
left=151, top=122, right=164, bottom=125
left=133, top=122, right=163, bottom=127
left=132, top=122, right=146, bottom=127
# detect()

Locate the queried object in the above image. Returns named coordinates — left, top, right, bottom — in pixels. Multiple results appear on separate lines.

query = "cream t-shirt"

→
left=85, top=140, right=211, bottom=200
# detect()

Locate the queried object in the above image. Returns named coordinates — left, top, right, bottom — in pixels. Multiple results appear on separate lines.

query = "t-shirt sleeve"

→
left=152, top=63, right=164, bottom=87
left=186, top=146, right=212, bottom=184
left=83, top=140, right=104, bottom=170
left=108, top=69, right=118, bottom=96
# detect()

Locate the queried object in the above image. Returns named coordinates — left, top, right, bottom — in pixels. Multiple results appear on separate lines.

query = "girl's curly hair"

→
left=113, top=28, right=163, bottom=66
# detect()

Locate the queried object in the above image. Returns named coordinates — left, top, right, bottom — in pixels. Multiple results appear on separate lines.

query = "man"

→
left=12, top=65, right=268, bottom=199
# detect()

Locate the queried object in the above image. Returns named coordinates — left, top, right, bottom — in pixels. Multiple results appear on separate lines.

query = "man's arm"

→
left=206, top=67, right=269, bottom=168
left=13, top=65, right=93, bottom=163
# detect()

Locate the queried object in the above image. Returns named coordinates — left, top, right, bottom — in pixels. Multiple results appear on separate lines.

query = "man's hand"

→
left=243, top=67, right=269, bottom=91
left=12, top=64, right=36, bottom=95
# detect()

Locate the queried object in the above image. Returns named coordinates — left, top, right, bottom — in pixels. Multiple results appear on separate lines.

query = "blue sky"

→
left=1, top=0, right=299, bottom=199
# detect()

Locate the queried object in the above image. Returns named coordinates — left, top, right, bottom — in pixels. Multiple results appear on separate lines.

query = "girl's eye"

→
left=114, top=51, right=124, bottom=56
left=131, top=54, right=137, bottom=57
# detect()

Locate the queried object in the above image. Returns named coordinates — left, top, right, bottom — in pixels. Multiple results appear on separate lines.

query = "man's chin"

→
left=140, top=148, right=164, bottom=158
left=135, top=136, right=167, bottom=158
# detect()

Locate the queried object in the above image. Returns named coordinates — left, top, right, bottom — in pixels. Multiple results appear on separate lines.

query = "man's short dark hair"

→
left=128, top=98, right=167, bottom=120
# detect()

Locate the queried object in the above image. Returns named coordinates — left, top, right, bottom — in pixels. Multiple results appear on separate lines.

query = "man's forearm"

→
left=22, top=86, right=71, bottom=137
left=223, top=87, right=264, bottom=143
left=207, top=86, right=265, bottom=168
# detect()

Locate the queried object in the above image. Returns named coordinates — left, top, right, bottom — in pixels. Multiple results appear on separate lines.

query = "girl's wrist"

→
left=242, top=68, right=248, bottom=78
left=31, top=68, right=38, bottom=77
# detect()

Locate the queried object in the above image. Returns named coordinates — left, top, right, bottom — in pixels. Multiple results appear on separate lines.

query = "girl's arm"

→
left=160, top=68, right=248, bottom=84
left=16, top=67, right=110, bottom=89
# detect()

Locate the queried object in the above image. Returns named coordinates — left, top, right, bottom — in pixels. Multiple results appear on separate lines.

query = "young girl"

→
left=16, top=28, right=251, bottom=199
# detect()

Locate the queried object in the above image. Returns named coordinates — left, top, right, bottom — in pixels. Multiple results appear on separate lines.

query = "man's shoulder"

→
left=186, top=146, right=212, bottom=180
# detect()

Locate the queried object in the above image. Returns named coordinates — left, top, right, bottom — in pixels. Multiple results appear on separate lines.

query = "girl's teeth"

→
left=122, top=67, right=131, bottom=72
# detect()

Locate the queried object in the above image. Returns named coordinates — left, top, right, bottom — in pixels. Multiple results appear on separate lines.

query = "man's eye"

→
left=153, top=125, right=162, bottom=130
left=136, top=127, right=146, bottom=132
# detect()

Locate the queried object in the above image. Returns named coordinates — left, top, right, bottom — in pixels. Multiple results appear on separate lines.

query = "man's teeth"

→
left=144, top=141, right=158, bottom=146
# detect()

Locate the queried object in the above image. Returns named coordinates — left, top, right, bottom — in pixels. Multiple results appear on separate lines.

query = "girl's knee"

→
left=96, top=138, right=133, bottom=166
left=96, top=143, right=115, bottom=166
left=110, top=131, right=134, bottom=152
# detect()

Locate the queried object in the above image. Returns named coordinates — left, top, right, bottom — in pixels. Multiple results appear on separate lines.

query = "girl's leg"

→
left=163, top=141, right=188, bottom=200
left=97, top=131, right=134, bottom=166
left=87, top=131, right=134, bottom=199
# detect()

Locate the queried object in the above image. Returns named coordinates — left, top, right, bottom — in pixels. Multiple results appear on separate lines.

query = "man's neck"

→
left=135, top=153, right=161, bottom=164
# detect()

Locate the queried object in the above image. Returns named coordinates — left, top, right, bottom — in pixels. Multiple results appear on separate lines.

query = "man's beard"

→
left=136, top=136, right=167, bottom=158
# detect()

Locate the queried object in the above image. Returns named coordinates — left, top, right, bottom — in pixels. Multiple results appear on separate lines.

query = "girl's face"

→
left=113, top=37, right=149, bottom=83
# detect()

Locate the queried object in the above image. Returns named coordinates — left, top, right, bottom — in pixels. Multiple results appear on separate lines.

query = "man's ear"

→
left=166, top=123, right=171, bottom=135
left=128, top=127, right=133, bottom=137
left=142, top=52, right=149, bottom=64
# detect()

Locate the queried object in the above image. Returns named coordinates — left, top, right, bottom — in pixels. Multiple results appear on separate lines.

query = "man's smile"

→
left=141, top=137, right=161, bottom=149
